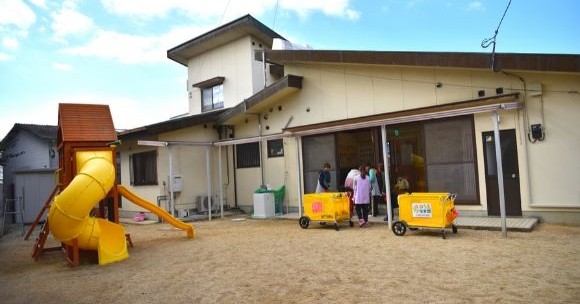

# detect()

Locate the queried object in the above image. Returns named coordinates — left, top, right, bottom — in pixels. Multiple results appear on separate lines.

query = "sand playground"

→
left=1, top=218, right=579, bottom=304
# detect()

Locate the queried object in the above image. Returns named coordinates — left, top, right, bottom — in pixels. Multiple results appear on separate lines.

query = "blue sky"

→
left=1, top=0, right=579, bottom=139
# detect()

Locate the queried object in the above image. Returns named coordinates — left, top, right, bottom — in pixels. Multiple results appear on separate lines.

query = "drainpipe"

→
left=262, top=49, right=267, bottom=89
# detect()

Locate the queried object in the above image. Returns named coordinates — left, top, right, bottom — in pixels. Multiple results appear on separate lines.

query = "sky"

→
left=1, top=0, right=579, bottom=139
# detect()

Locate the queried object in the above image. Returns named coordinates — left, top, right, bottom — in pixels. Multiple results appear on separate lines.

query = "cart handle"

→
left=442, top=193, right=457, bottom=203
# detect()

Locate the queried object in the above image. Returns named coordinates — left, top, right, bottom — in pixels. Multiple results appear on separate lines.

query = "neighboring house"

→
left=118, top=14, right=580, bottom=224
left=0, top=124, right=59, bottom=224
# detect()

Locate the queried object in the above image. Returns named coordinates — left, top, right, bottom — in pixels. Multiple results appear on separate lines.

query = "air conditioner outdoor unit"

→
left=196, top=196, right=219, bottom=213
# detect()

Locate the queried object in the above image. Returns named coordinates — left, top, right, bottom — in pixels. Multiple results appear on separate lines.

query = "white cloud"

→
left=51, top=7, right=94, bottom=41
left=0, top=0, right=36, bottom=34
left=280, top=0, right=360, bottom=20
left=29, top=0, right=47, bottom=9
left=0, top=52, right=12, bottom=61
left=100, top=0, right=360, bottom=21
left=52, top=62, right=73, bottom=72
left=2, top=37, right=19, bottom=49
left=467, top=1, right=485, bottom=11
left=61, top=25, right=210, bottom=64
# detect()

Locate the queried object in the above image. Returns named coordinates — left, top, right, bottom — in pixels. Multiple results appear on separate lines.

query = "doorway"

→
left=482, top=129, right=522, bottom=216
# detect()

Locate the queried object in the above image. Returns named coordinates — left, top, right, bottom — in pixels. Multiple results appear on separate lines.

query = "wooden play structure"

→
left=30, top=103, right=130, bottom=266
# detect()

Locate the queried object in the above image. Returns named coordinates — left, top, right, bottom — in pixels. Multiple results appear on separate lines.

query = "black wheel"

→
left=452, top=225, right=458, bottom=234
left=334, top=223, right=339, bottom=231
left=349, top=220, right=354, bottom=227
left=392, top=221, right=407, bottom=236
left=299, top=216, right=310, bottom=229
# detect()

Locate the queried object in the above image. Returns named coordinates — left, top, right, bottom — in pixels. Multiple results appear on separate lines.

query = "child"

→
left=316, top=163, right=331, bottom=193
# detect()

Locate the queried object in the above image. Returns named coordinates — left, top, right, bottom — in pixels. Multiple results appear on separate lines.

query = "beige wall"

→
left=187, top=36, right=273, bottom=116
left=255, top=64, right=580, bottom=212
left=121, top=57, right=580, bottom=217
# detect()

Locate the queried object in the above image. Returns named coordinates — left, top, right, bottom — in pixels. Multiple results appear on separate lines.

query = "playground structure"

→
left=29, top=103, right=193, bottom=266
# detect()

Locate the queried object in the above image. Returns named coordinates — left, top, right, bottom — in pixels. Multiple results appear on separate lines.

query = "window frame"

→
left=201, top=83, right=224, bottom=112
left=267, top=139, right=284, bottom=158
left=130, top=150, right=158, bottom=186
left=236, top=142, right=261, bottom=168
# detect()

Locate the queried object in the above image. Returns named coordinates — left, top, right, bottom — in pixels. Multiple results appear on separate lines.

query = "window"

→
left=130, top=150, right=157, bottom=185
left=202, top=83, right=224, bottom=112
left=267, top=139, right=284, bottom=157
left=424, top=117, right=478, bottom=203
left=236, top=142, right=260, bottom=168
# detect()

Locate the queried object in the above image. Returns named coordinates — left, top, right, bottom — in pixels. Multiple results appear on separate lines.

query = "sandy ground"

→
left=1, top=218, right=579, bottom=304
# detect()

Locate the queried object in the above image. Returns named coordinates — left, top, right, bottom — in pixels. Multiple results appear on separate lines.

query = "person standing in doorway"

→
left=368, top=163, right=383, bottom=217
left=353, top=165, right=371, bottom=227
left=316, top=163, right=331, bottom=193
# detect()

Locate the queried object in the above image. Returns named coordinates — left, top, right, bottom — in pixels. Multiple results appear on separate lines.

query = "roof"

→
left=217, top=74, right=303, bottom=125
left=0, top=124, right=58, bottom=150
left=118, top=109, right=227, bottom=140
left=58, top=103, right=117, bottom=143
left=167, top=14, right=285, bottom=66
left=265, top=50, right=580, bottom=73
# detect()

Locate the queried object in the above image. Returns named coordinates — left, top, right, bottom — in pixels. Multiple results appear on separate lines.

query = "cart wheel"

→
left=298, top=216, right=310, bottom=229
left=441, top=230, right=446, bottom=239
left=452, top=225, right=458, bottom=234
left=334, top=223, right=339, bottom=231
left=349, top=219, right=354, bottom=227
left=392, top=221, right=407, bottom=236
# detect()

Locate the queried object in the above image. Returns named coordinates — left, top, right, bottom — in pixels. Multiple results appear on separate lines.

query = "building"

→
left=0, top=124, right=59, bottom=225
left=118, top=15, right=580, bottom=225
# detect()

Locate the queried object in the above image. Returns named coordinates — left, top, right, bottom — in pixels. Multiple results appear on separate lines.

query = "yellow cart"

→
left=299, top=192, right=353, bottom=231
left=392, top=192, right=458, bottom=239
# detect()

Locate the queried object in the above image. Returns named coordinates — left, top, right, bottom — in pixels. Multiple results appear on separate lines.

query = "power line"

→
left=220, top=0, right=231, bottom=25
left=481, top=0, right=514, bottom=71
left=272, top=0, right=280, bottom=28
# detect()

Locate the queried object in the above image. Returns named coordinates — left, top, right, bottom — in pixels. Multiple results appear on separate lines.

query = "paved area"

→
left=274, top=212, right=539, bottom=232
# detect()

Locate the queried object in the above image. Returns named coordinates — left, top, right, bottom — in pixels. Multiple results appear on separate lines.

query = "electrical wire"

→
left=481, top=0, right=514, bottom=70
left=272, top=0, right=280, bottom=28
left=220, top=0, right=231, bottom=25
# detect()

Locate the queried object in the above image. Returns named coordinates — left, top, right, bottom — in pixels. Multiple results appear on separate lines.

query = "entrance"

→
left=386, top=124, right=425, bottom=193
left=482, top=129, right=522, bottom=216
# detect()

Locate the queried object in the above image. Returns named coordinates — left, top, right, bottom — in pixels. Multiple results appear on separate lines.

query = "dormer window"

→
left=192, top=77, right=225, bottom=112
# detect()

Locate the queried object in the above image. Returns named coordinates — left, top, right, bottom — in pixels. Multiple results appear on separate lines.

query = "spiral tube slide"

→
left=48, top=151, right=129, bottom=265
left=117, top=185, right=194, bottom=238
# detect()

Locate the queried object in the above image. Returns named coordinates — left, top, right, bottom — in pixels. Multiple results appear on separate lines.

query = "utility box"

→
left=171, top=175, right=182, bottom=192
left=253, top=193, right=275, bottom=218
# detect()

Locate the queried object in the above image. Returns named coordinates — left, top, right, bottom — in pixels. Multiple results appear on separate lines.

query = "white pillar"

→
left=295, top=136, right=303, bottom=216
left=381, top=125, right=393, bottom=230
left=168, top=145, right=175, bottom=218
left=492, top=110, right=508, bottom=237
left=206, top=146, right=212, bottom=221
left=219, top=145, right=224, bottom=219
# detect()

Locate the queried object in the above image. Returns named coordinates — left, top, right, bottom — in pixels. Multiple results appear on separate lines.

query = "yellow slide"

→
left=48, top=151, right=129, bottom=265
left=117, top=185, right=194, bottom=238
